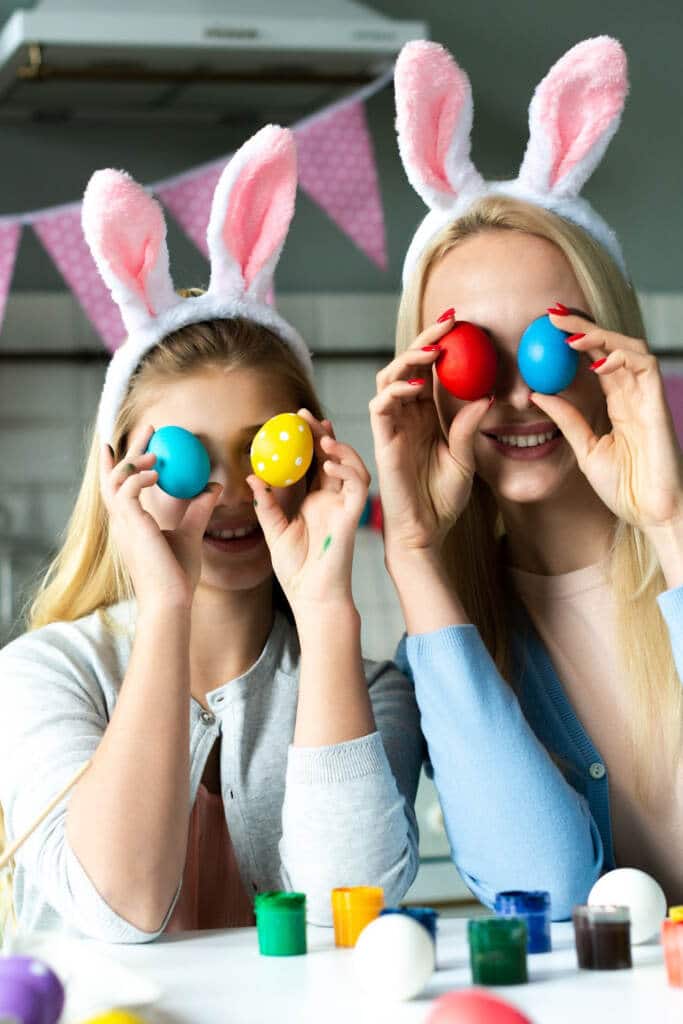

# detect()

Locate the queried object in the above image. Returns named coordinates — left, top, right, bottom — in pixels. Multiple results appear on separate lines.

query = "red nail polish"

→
left=421, top=344, right=441, bottom=351
left=437, top=308, right=455, bottom=323
left=565, top=332, right=586, bottom=344
left=548, top=301, right=570, bottom=315
left=590, top=357, right=607, bottom=371
left=408, top=378, right=425, bottom=386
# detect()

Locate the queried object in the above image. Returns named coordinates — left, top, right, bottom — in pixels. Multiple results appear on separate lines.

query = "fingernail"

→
left=106, top=444, right=114, bottom=457
left=408, top=378, right=425, bottom=386
left=590, top=357, right=607, bottom=371
left=421, top=344, right=441, bottom=351
left=565, top=333, right=585, bottom=344
left=527, top=390, right=535, bottom=406
left=437, top=307, right=455, bottom=323
left=253, top=499, right=258, bottom=507
left=548, top=302, right=570, bottom=315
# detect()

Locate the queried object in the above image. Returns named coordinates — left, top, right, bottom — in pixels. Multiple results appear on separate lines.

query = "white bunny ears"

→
left=396, top=37, right=629, bottom=286
left=83, top=124, right=313, bottom=444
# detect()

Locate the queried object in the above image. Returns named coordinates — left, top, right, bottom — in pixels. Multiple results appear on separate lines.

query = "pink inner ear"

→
left=224, top=134, right=296, bottom=290
left=538, top=39, right=627, bottom=189
left=94, top=172, right=165, bottom=314
left=396, top=42, right=470, bottom=196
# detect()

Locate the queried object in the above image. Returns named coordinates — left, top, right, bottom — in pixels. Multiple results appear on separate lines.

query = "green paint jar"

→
left=255, top=891, right=307, bottom=956
left=468, top=916, right=528, bottom=985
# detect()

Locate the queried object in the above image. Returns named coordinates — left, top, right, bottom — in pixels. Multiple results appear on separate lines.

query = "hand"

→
left=100, top=424, right=223, bottom=610
left=532, top=313, right=683, bottom=532
left=369, top=314, right=493, bottom=558
left=246, top=411, right=369, bottom=614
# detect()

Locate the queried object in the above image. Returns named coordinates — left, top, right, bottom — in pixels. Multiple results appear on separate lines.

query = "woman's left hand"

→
left=246, top=410, right=370, bottom=614
left=530, top=312, right=683, bottom=534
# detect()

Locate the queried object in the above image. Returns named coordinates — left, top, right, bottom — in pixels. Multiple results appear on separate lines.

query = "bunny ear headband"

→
left=82, top=124, right=313, bottom=444
left=396, top=36, right=629, bottom=287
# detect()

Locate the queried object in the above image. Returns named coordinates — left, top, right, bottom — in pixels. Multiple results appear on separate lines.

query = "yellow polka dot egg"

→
left=250, top=413, right=314, bottom=488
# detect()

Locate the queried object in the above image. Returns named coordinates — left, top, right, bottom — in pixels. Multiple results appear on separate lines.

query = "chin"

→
left=481, top=462, right=575, bottom=506
left=199, top=560, right=274, bottom=594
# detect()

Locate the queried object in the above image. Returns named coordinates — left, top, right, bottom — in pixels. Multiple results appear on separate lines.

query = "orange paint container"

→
left=331, top=886, right=384, bottom=947
left=662, top=918, right=683, bottom=987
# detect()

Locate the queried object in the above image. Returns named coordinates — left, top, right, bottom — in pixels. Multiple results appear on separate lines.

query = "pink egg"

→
left=426, top=989, right=531, bottom=1024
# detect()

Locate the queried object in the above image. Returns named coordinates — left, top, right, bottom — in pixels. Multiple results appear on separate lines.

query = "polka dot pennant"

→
left=296, top=100, right=387, bottom=271
left=33, top=206, right=126, bottom=352
left=157, top=163, right=224, bottom=259
left=0, top=221, right=20, bottom=331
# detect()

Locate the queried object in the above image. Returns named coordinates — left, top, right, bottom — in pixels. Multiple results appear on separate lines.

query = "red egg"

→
left=426, top=989, right=531, bottom=1024
left=435, top=322, right=497, bottom=401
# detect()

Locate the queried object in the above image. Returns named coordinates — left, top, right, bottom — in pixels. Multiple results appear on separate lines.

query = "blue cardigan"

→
left=397, top=584, right=683, bottom=920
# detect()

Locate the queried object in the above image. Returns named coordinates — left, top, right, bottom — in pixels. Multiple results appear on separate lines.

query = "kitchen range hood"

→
left=0, top=0, right=426, bottom=121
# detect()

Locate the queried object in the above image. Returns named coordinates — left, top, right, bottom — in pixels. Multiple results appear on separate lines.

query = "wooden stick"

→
left=0, top=760, right=91, bottom=871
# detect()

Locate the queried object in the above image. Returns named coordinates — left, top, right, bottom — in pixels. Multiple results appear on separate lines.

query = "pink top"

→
left=508, top=557, right=683, bottom=902
left=164, top=784, right=255, bottom=933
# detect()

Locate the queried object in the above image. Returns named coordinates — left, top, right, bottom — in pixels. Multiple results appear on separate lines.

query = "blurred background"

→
left=0, top=0, right=682, bottom=911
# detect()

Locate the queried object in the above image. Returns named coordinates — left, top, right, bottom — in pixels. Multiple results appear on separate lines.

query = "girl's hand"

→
left=100, top=424, right=223, bottom=610
left=532, top=313, right=683, bottom=533
left=246, top=411, right=369, bottom=614
left=369, top=314, right=492, bottom=559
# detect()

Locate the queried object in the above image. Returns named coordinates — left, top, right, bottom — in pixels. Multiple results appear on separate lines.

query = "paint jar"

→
left=468, top=917, right=528, bottom=985
left=573, top=905, right=632, bottom=970
left=494, top=891, right=551, bottom=953
left=331, top=886, right=384, bottom=947
left=669, top=906, right=683, bottom=923
left=662, top=918, right=683, bottom=987
left=379, top=906, right=439, bottom=942
left=254, top=891, right=307, bottom=956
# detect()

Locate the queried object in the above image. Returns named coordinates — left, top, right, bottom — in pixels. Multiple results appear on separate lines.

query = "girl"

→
left=370, top=38, right=683, bottom=919
left=0, top=125, right=422, bottom=943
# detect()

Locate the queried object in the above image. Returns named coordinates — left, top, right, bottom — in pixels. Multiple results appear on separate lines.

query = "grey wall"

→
left=0, top=0, right=681, bottom=294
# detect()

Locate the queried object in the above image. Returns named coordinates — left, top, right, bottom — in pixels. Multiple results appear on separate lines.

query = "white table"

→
left=86, top=918, right=681, bottom=1024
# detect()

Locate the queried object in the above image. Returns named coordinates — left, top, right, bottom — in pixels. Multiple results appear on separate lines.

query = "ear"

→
left=81, top=169, right=179, bottom=334
left=206, top=125, right=297, bottom=305
left=517, top=36, right=628, bottom=199
left=394, top=40, right=484, bottom=212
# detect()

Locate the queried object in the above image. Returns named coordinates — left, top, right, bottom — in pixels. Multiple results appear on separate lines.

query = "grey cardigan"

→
left=0, top=602, right=423, bottom=943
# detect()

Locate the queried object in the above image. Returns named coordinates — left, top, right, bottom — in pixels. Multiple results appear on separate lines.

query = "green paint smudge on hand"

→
left=319, top=534, right=332, bottom=557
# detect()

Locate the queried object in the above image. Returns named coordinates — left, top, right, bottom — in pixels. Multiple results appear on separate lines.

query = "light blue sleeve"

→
left=397, top=626, right=603, bottom=920
left=657, top=585, right=683, bottom=682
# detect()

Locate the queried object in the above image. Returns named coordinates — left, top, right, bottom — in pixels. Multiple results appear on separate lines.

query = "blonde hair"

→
left=0, top=313, right=323, bottom=925
left=397, top=194, right=681, bottom=801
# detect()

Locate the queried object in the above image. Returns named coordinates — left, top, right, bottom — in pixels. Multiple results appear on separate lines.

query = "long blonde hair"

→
left=397, top=195, right=681, bottom=801
left=29, top=315, right=323, bottom=630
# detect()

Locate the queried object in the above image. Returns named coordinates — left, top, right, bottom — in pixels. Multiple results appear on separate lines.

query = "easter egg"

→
left=589, top=868, right=666, bottom=945
left=250, top=413, right=313, bottom=488
left=79, top=1012, right=148, bottom=1024
left=436, top=322, right=497, bottom=401
left=426, top=989, right=532, bottom=1024
left=352, top=912, right=435, bottom=1001
left=517, top=314, right=577, bottom=394
left=146, top=425, right=210, bottom=499
left=0, top=956, right=64, bottom=1024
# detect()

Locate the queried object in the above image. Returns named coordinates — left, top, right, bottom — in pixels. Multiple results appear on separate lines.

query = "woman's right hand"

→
left=369, top=314, right=493, bottom=559
left=100, top=424, right=223, bottom=610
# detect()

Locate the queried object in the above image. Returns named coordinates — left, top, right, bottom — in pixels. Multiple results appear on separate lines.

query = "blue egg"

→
left=517, top=314, right=578, bottom=394
left=146, top=425, right=210, bottom=499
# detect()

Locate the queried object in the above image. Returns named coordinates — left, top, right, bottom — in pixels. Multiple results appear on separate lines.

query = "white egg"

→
left=352, top=913, right=435, bottom=1001
left=588, top=868, right=667, bottom=944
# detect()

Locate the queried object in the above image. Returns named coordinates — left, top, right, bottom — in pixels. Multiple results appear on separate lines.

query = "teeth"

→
left=495, top=430, right=557, bottom=448
left=206, top=525, right=257, bottom=540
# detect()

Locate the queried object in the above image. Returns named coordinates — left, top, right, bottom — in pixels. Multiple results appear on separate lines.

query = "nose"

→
left=492, top=347, right=531, bottom=409
left=209, top=452, right=254, bottom=504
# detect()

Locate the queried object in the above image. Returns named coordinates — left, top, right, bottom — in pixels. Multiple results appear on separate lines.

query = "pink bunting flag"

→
left=157, top=163, right=224, bottom=259
left=33, top=206, right=126, bottom=352
left=295, top=100, right=387, bottom=270
left=0, top=221, right=21, bottom=330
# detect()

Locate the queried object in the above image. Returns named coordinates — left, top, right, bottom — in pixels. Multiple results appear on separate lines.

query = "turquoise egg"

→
left=146, top=425, right=210, bottom=499
left=517, top=314, right=578, bottom=394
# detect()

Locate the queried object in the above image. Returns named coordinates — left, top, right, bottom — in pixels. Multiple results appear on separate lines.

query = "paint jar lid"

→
left=255, top=891, right=306, bottom=912
left=495, top=891, right=550, bottom=915
left=331, top=886, right=384, bottom=910
left=573, top=904, right=630, bottom=925
left=379, top=906, right=439, bottom=941
left=669, top=906, right=683, bottom=922
left=468, top=916, right=527, bottom=950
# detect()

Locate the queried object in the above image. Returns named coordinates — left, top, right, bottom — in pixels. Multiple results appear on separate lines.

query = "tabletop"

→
left=37, top=916, right=679, bottom=1024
